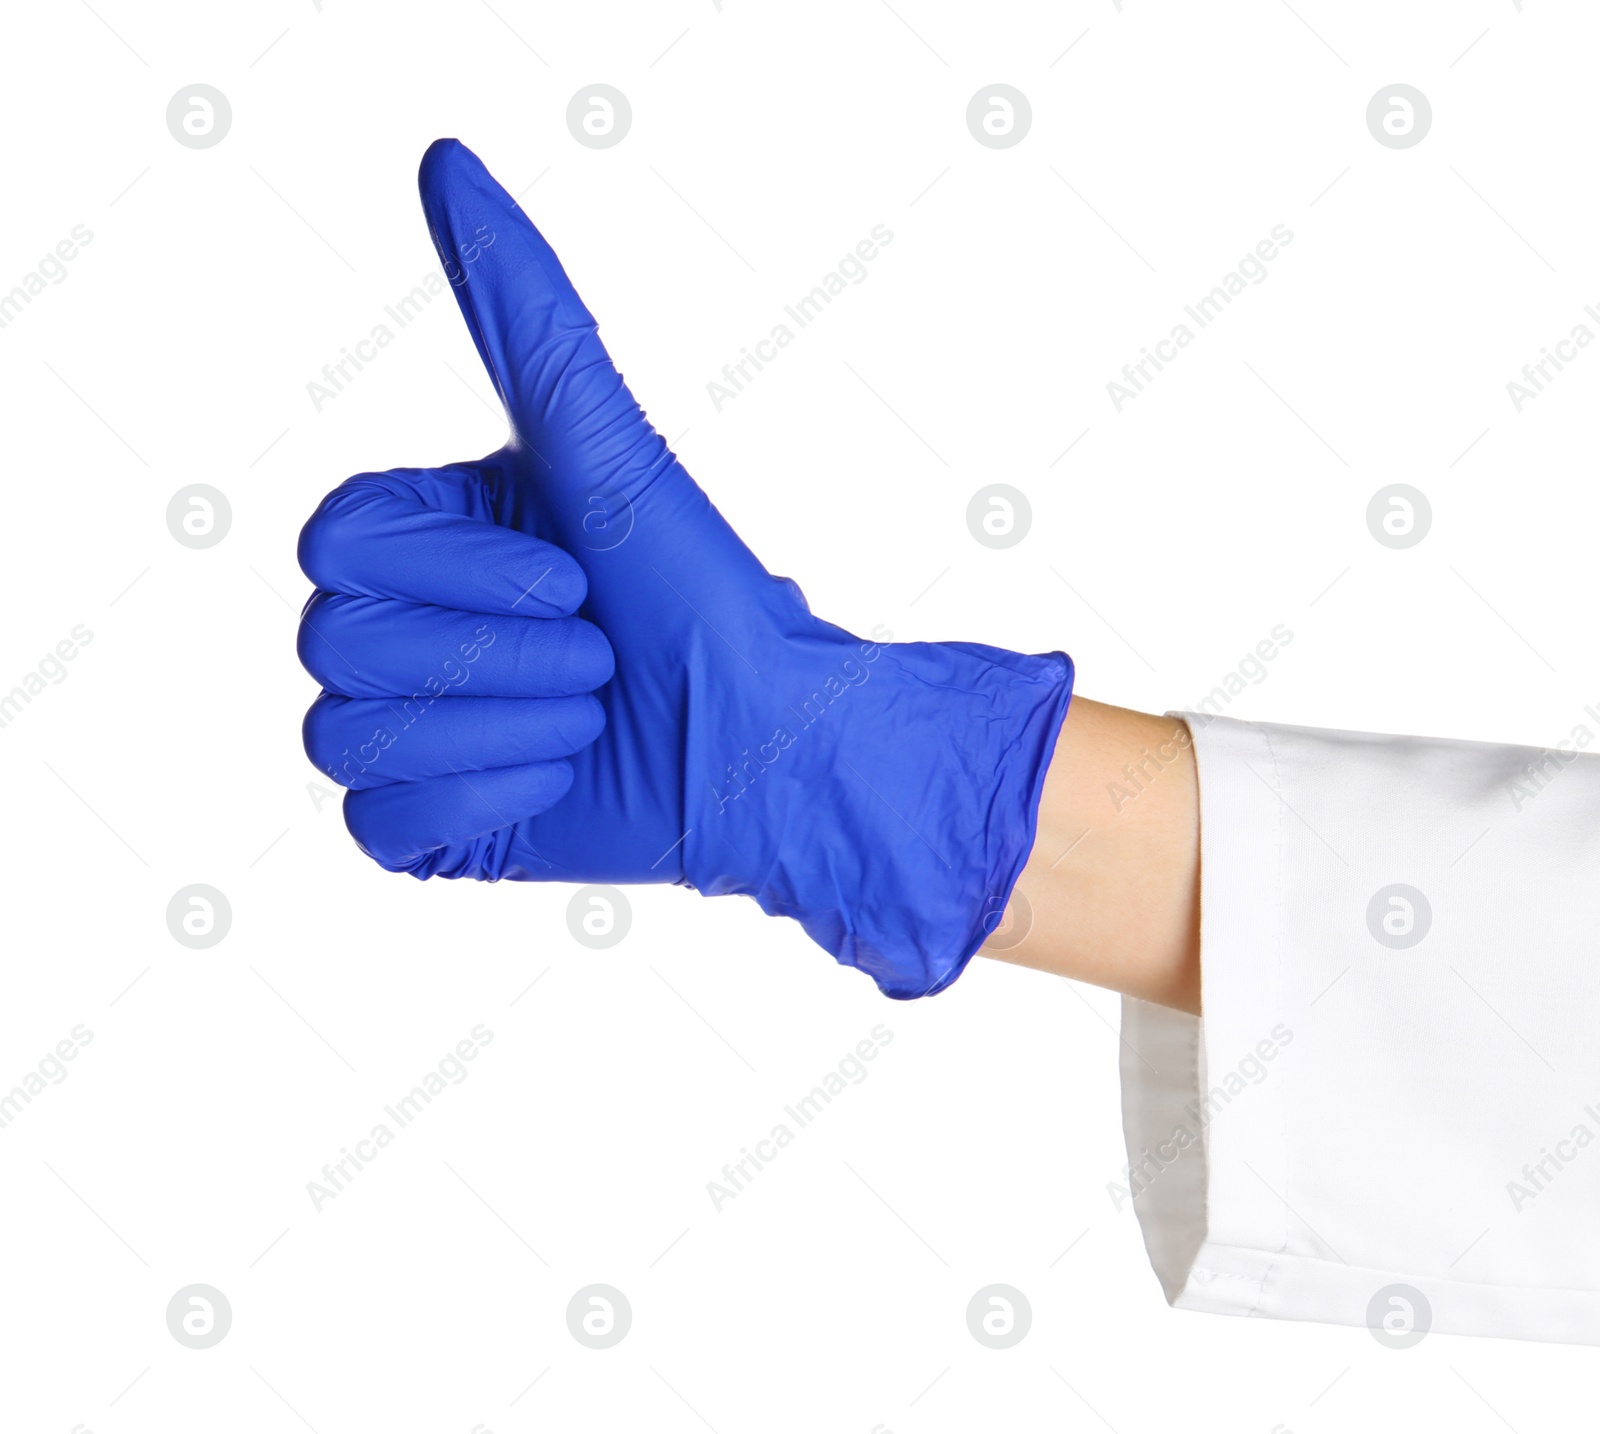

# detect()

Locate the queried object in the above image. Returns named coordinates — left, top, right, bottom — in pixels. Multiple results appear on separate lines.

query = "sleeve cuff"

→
left=1119, top=712, right=1600, bottom=1346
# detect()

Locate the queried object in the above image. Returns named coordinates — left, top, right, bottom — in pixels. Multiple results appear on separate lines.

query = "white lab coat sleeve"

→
left=1120, top=712, right=1600, bottom=1346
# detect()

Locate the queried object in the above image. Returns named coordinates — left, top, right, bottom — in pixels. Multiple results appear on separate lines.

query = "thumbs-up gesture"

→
left=299, top=140, right=1072, bottom=997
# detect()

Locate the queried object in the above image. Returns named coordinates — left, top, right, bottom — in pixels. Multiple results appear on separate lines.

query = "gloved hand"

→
left=299, top=139, right=1073, bottom=998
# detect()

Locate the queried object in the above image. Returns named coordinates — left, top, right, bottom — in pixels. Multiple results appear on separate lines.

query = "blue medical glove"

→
left=298, top=462, right=616, bottom=843
left=299, top=139, right=1073, bottom=998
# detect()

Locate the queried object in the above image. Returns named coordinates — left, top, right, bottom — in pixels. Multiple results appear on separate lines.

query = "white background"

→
left=1, top=1, right=1594, bottom=1430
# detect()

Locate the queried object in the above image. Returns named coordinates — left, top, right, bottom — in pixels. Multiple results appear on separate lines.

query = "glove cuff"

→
left=872, top=644, right=1074, bottom=999
left=684, top=634, right=1074, bottom=999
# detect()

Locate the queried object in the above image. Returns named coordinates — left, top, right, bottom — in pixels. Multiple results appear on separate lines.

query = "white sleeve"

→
left=1119, top=712, right=1600, bottom=1346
